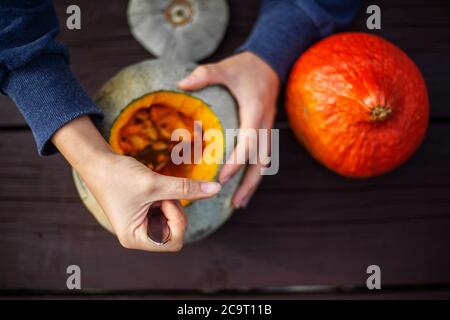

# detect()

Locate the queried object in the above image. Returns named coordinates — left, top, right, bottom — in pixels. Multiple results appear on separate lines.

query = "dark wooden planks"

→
left=2, top=287, right=450, bottom=299
left=0, top=0, right=449, bottom=292
left=1, top=124, right=450, bottom=207
left=0, top=125, right=450, bottom=289
left=1, top=199, right=450, bottom=289
left=1, top=0, right=450, bottom=125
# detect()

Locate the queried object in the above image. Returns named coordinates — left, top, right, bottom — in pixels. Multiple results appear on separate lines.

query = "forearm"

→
left=239, top=0, right=362, bottom=81
left=51, top=116, right=114, bottom=177
left=2, top=56, right=103, bottom=155
left=0, top=0, right=102, bottom=155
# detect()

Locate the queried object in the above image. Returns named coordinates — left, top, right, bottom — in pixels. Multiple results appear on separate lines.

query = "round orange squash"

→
left=286, top=32, right=429, bottom=177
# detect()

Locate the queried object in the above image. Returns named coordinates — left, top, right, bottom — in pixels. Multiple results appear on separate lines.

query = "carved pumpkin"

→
left=109, top=91, right=223, bottom=206
left=286, top=33, right=429, bottom=177
left=73, top=59, right=242, bottom=242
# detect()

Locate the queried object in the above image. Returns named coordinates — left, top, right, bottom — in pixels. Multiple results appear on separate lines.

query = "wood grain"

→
left=0, top=0, right=449, bottom=293
left=0, top=125, right=449, bottom=289
left=2, top=287, right=450, bottom=300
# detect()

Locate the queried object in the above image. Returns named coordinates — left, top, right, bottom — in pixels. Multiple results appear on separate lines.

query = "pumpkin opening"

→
left=109, top=91, right=224, bottom=204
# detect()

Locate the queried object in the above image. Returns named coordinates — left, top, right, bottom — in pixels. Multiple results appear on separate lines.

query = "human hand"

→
left=178, top=51, right=280, bottom=208
left=53, top=116, right=221, bottom=252
left=82, top=154, right=221, bottom=252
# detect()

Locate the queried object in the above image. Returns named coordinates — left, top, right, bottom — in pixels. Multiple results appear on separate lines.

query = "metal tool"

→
left=147, top=206, right=171, bottom=246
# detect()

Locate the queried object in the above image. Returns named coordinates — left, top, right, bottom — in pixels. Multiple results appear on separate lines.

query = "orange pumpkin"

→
left=286, top=32, right=429, bottom=177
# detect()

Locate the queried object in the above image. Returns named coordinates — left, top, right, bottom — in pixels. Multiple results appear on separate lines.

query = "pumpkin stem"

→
left=371, top=105, right=392, bottom=122
left=165, top=0, right=193, bottom=27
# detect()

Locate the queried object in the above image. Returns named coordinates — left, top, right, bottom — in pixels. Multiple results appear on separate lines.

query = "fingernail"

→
left=201, top=182, right=221, bottom=194
left=239, top=196, right=250, bottom=209
left=220, top=175, right=230, bottom=184
left=178, top=76, right=194, bottom=87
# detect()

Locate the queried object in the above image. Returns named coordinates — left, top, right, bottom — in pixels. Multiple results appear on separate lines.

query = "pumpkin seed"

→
left=153, top=141, right=168, bottom=151
left=128, top=134, right=150, bottom=150
left=159, top=128, right=172, bottom=139
left=145, top=125, right=159, bottom=140
left=156, top=153, right=169, bottom=163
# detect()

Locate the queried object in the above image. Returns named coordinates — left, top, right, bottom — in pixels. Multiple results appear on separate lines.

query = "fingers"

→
left=219, top=140, right=246, bottom=185
left=147, top=200, right=186, bottom=252
left=158, top=200, right=187, bottom=250
left=232, top=163, right=264, bottom=209
left=118, top=200, right=188, bottom=252
left=219, top=114, right=263, bottom=184
left=222, top=119, right=272, bottom=207
left=230, top=122, right=273, bottom=207
left=151, top=173, right=221, bottom=201
left=177, top=64, right=224, bottom=91
left=219, top=136, right=250, bottom=184
left=219, top=157, right=243, bottom=185
left=146, top=204, right=171, bottom=245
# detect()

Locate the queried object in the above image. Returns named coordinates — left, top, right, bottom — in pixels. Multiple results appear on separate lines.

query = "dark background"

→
left=0, top=0, right=450, bottom=299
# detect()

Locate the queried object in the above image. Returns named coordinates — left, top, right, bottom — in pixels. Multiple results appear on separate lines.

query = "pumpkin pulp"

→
left=109, top=91, right=224, bottom=204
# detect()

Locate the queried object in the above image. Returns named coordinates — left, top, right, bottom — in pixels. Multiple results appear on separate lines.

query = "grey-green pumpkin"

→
left=72, top=59, right=242, bottom=243
left=127, top=0, right=229, bottom=62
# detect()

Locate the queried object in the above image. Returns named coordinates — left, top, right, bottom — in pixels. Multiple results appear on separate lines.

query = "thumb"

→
left=152, top=173, right=221, bottom=201
left=177, top=64, right=223, bottom=91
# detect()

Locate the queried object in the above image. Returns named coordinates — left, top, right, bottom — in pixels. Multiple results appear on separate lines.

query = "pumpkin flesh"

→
left=110, top=91, right=224, bottom=203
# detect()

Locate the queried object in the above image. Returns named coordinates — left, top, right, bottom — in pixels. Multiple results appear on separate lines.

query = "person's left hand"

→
left=178, top=51, right=280, bottom=208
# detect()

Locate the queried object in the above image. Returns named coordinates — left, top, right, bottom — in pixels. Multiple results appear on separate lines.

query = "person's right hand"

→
left=52, top=116, right=221, bottom=252
left=83, top=154, right=221, bottom=252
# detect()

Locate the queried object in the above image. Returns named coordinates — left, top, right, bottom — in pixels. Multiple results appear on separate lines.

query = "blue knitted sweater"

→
left=0, top=0, right=361, bottom=155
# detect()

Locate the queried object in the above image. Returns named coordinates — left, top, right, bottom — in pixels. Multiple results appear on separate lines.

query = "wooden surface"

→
left=1, top=0, right=450, bottom=298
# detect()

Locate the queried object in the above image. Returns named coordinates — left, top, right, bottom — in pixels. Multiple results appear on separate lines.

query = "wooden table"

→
left=1, top=0, right=450, bottom=299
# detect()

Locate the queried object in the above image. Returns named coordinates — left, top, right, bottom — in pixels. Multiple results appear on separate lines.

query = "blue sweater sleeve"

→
left=239, top=0, right=362, bottom=81
left=0, top=0, right=102, bottom=155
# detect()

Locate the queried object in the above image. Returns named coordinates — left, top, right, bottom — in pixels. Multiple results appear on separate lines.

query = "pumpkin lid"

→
left=127, top=0, right=229, bottom=61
